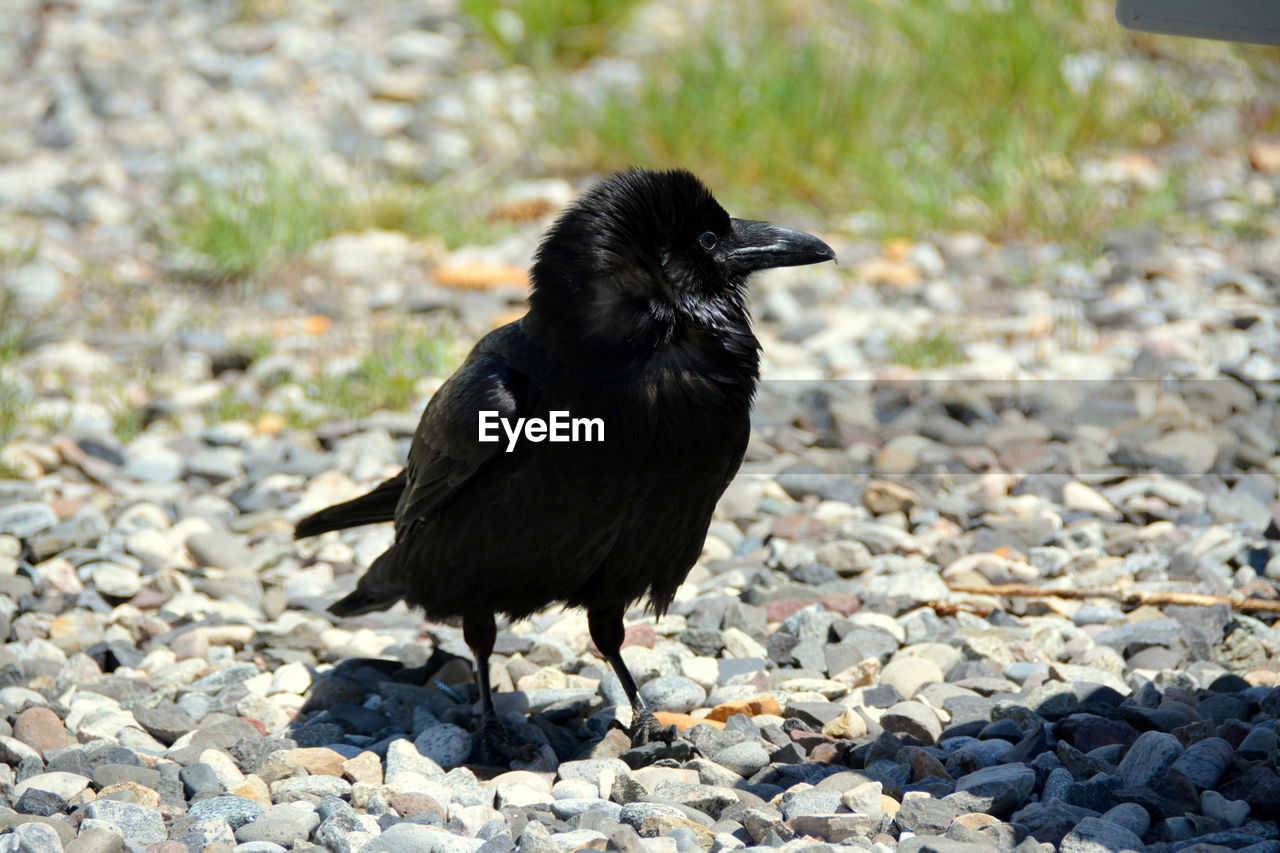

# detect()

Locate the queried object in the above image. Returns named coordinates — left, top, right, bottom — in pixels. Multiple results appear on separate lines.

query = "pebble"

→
left=880, top=701, right=943, bottom=745
left=639, top=676, right=707, bottom=713
left=710, top=741, right=770, bottom=777
left=1118, top=730, right=1183, bottom=787
left=1059, top=816, right=1147, bottom=853
left=13, top=709, right=70, bottom=753
left=186, top=796, right=265, bottom=829
left=413, top=724, right=472, bottom=769
left=82, top=800, right=166, bottom=847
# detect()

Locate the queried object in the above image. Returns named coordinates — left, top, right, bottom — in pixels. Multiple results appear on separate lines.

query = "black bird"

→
left=295, top=168, right=835, bottom=761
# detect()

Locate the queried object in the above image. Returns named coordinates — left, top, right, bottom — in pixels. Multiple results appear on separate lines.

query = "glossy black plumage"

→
left=295, top=168, right=835, bottom=757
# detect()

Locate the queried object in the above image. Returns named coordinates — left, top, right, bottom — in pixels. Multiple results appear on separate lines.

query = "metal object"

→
left=1116, top=0, right=1280, bottom=46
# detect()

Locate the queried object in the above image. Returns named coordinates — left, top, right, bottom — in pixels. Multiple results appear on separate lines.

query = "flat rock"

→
left=880, top=701, right=943, bottom=744
left=1059, top=816, right=1146, bottom=853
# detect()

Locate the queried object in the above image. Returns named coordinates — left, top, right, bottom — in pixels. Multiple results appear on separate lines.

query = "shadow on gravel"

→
left=286, top=625, right=1280, bottom=850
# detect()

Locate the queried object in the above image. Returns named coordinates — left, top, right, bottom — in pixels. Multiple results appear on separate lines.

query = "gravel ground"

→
left=5, top=1, right=1280, bottom=853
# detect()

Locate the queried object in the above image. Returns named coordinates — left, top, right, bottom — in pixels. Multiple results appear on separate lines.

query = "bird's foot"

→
left=470, top=715, right=540, bottom=767
left=628, top=710, right=678, bottom=747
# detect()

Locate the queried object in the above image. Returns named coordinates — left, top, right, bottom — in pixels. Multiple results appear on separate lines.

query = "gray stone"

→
left=82, top=800, right=166, bottom=847
left=953, top=764, right=1036, bottom=814
left=1059, top=816, right=1146, bottom=853
left=13, top=772, right=91, bottom=802
left=132, top=706, right=197, bottom=746
left=556, top=758, right=629, bottom=787
left=1, top=821, right=64, bottom=853
left=880, top=701, right=943, bottom=744
left=1100, top=802, right=1150, bottom=838
left=549, top=798, right=622, bottom=821
left=62, top=826, right=121, bottom=853
left=86, top=562, right=140, bottom=598
left=272, top=775, right=352, bottom=801
left=1200, top=790, right=1250, bottom=828
left=651, top=781, right=736, bottom=819
left=779, top=787, right=843, bottom=819
left=186, top=796, right=264, bottom=829
left=1118, top=731, right=1182, bottom=788
left=711, top=740, right=770, bottom=777
left=880, top=657, right=944, bottom=699
left=186, top=529, right=251, bottom=570
left=0, top=503, right=57, bottom=540
left=14, top=789, right=68, bottom=818
left=618, top=802, right=690, bottom=830
left=122, top=448, right=183, bottom=483
left=896, top=796, right=966, bottom=835
left=1238, top=726, right=1279, bottom=761
left=1043, top=766, right=1072, bottom=801
left=1167, top=736, right=1231, bottom=788
left=234, top=816, right=316, bottom=847
left=638, top=677, right=706, bottom=714
left=176, top=817, right=235, bottom=850
left=413, top=724, right=471, bottom=769
left=360, top=822, right=484, bottom=853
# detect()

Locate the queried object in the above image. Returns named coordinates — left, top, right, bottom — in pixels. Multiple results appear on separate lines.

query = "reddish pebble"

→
left=621, top=623, right=657, bottom=649
left=390, top=792, right=446, bottom=819
left=791, top=731, right=835, bottom=752
left=144, top=843, right=187, bottom=853
left=127, top=586, right=171, bottom=610
left=238, top=716, right=268, bottom=736
left=822, top=594, right=860, bottom=616
left=763, top=598, right=820, bottom=623
left=770, top=512, right=828, bottom=540
left=14, top=707, right=69, bottom=752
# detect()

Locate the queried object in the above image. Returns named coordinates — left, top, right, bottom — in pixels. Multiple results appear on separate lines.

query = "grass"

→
left=0, top=292, right=29, bottom=364
left=169, top=154, right=506, bottom=282
left=544, top=0, right=1208, bottom=243
left=888, top=328, right=965, bottom=369
left=171, top=157, right=350, bottom=281
left=0, top=376, right=23, bottom=447
left=310, top=328, right=453, bottom=417
left=204, top=388, right=261, bottom=424
left=355, top=180, right=510, bottom=252
left=459, top=0, right=643, bottom=67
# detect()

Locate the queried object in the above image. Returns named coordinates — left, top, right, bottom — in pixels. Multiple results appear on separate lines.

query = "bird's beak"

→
left=725, top=219, right=837, bottom=275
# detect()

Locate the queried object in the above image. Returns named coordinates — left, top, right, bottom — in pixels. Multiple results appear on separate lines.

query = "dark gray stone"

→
left=1168, top=737, right=1232, bottom=788
left=1118, top=730, right=1182, bottom=788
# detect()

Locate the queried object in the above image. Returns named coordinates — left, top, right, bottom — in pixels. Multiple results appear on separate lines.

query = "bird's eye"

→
left=698, top=232, right=717, bottom=250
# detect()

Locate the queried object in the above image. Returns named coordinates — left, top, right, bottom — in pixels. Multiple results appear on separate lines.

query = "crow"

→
left=295, top=168, right=835, bottom=762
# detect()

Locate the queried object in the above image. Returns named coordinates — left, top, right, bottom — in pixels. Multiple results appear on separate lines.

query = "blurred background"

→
left=2, top=0, right=1280, bottom=455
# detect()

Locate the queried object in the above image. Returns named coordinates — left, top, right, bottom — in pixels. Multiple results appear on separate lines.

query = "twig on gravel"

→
left=946, top=583, right=1280, bottom=614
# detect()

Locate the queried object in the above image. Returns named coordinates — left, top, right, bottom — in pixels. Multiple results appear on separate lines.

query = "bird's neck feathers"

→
left=525, top=271, right=759, bottom=379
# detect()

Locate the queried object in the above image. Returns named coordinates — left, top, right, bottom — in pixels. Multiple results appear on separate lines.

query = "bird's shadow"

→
left=287, top=645, right=620, bottom=776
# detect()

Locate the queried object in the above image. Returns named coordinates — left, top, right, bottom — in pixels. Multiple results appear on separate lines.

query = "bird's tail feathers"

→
left=294, top=472, right=404, bottom=539
left=328, top=587, right=400, bottom=618
left=327, top=548, right=406, bottom=618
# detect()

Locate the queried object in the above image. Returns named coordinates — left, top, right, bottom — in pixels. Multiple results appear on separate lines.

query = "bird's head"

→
left=527, top=169, right=834, bottom=353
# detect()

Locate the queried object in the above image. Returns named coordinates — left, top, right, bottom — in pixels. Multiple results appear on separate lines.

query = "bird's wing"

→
left=394, top=333, right=531, bottom=533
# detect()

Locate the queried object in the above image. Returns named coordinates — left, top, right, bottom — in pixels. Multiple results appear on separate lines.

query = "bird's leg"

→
left=464, top=612, right=536, bottom=765
left=589, top=607, right=677, bottom=745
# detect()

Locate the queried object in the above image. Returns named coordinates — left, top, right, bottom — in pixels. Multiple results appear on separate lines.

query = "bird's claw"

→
left=628, top=710, right=678, bottom=746
left=470, top=716, right=539, bottom=767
